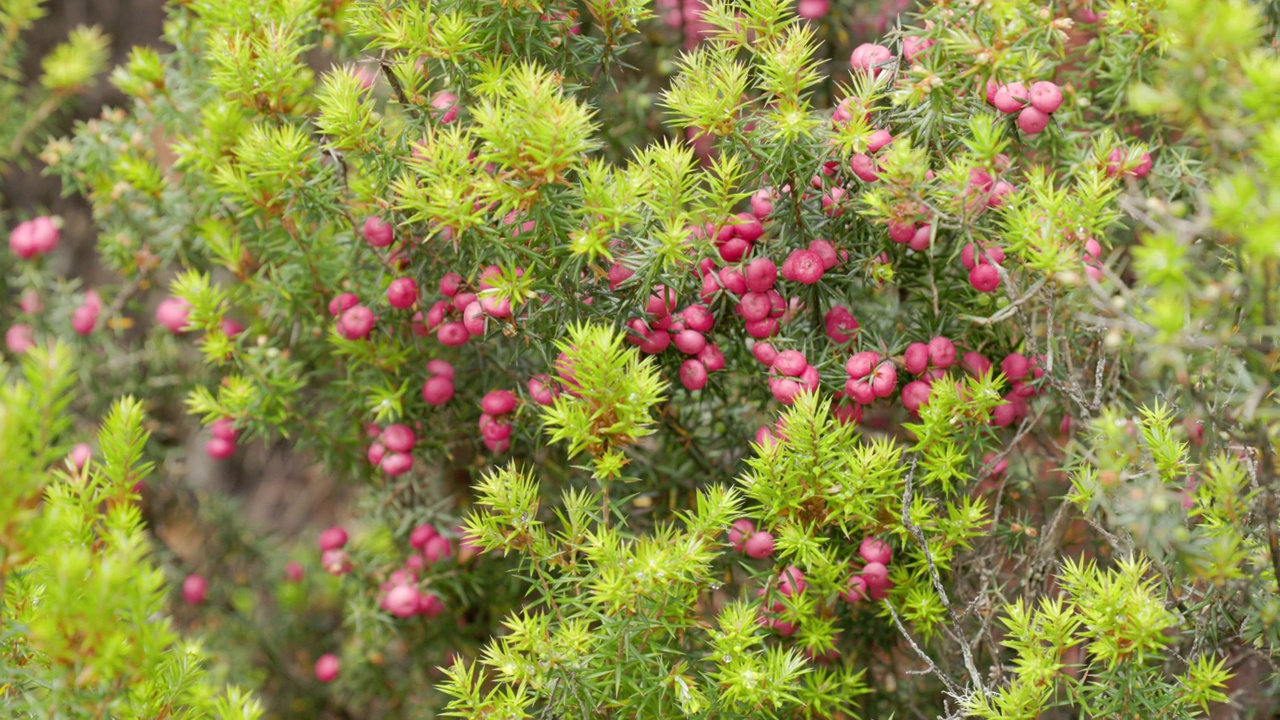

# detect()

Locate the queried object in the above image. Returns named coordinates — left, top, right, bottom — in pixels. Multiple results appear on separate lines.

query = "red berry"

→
left=927, top=336, right=956, bottom=368
left=329, top=292, right=359, bottom=317
left=462, top=301, right=486, bottom=335
left=338, top=305, right=374, bottom=339
left=182, top=573, right=208, bottom=605
left=778, top=566, right=807, bottom=597
left=422, top=375, right=455, bottom=405
left=155, top=297, right=191, bottom=334
left=745, top=531, right=775, bottom=559
left=745, top=317, right=778, bottom=339
left=205, top=436, right=236, bottom=460
left=904, top=343, right=930, bottom=374
left=319, top=526, right=348, bottom=551
left=861, top=561, right=889, bottom=589
left=850, top=43, right=892, bottom=76
left=744, top=258, right=778, bottom=292
left=901, top=380, right=932, bottom=413
left=1028, top=81, right=1063, bottom=114
left=679, top=359, right=708, bottom=390
left=867, top=129, right=893, bottom=153
left=383, top=584, right=420, bottom=618
left=808, top=239, right=839, bottom=269
left=717, top=266, right=748, bottom=295
left=772, top=350, right=808, bottom=377
left=426, top=359, right=455, bottom=379
left=681, top=304, right=715, bottom=332
left=285, top=561, right=304, bottom=583
left=423, top=535, right=453, bottom=564
left=993, top=82, right=1028, bottom=113
left=315, top=654, right=340, bottom=683
left=481, top=389, right=518, bottom=416
left=1017, top=106, right=1050, bottom=135
left=387, top=278, right=419, bottom=309
left=728, top=519, right=756, bottom=550
left=860, top=537, right=892, bottom=565
left=824, top=306, right=859, bottom=343
left=752, top=342, right=778, bottom=366
left=362, top=217, right=394, bottom=247
left=845, top=351, right=881, bottom=380
left=969, top=263, right=1000, bottom=292
left=367, top=442, right=386, bottom=466
left=842, top=574, right=869, bottom=603
left=698, top=343, right=725, bottom=372
left=850, top=153, right=879, bottom=182
left=871, top=363, right=898, bottom=398
left=781, top=250, right=824, bottom=284
left=381, top=452, right=413, bottom=476
left=382, top=424, right=416, bottom=453
left=528, top=374, right=558, bottom=405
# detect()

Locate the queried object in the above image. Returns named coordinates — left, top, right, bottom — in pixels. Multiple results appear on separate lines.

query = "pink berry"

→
left=860, top=537, right=892, bottom=565
left=781, top=249, right=824, bottom=284
left=367, top=442, right=386, bottom=466
left=528, top=374, right=558, bottom=405
left=861, top=562, right=889, bottom=589
left=319, top=526, right=348, bottom=552
left=821, top=188, right=845, bottom=217
left=182, top=573, right=208, bottom=605
left=479, top=413, right=513, bottom=442
left=889, top=221, right=916, bottom=244
left=314, top=654, right=340, bottom=683
left=738, top=292, right=772, bottom=322
left=321, top=549, right=351, bottom=575
left=681, top=304, right=715, bottom=333
left=904, top=343, right=929, bottom=374
left=867, top=129, right=893, bottom=153
left=680, top=358, right=708, bottom=391
left=338, top=305, right=375, bottom=339
left=329, top=292, right=359, bottom=317
left=797, top=0, right=829, bottom=18
left=824, top=306, right=859, bottom=344
left=155, top=297, right=191, bottom=334
left=481, top=389, right=517, bottom=416
left=962, top=352, right=993, bottom=377
left=19, top=290, right=41, bottom=315
left=850, top=153, right=879, bottom=182
left=384, top=584, right=420, bottom=618
left=969, top=264, right=1001, bottom=292
left=901, top=379, right=932, bottom=413
left=903, top=35, right=935, bottom=63
left=8, top=216, right=59, bottom=259
left=871, top=363, right=897, bottom=398
left=417, top=592, right=446, bottom=617
left=728, top=519, right=756, bottom=550
left=5, top=324, right=34, bottom=353
left=982, top=451, right=1009, bottom=478
left=68, top=442, right=92, bottom=469
left=808, top=239, right=839, bottom=270
left=1029, top=81, right=1063, bottom=114
left=850, top=43, right=892, bottom=76
left=697, top=343, right=725, bottom=372
left=382, top=424, right=416, bottom=453
left=1017, top=106, right=1050, bottom=135
left=745, top=258, right=777, bottom=292
left=745, top=531, right=775, bottom=559
left=778, top=566, right=807, bottom=597
left=414, top=520, right=445, bottom=548
left=205, top=436, right=236, bottom=460
left=927, top=337, right=956, bottom=368
left=284, top=561, right=304, bottom=583
left=462, top=301, right=486, bottom=335
left=717, top=266, right=747, bottom=295
left=362, top=216, right=394, bottom=247
left=426, top=359, right=454, bottom=379
left=752, top=342, right=779, bottom=366
left=733, top=212, right=764, bottom=242
left=386, top=278, right=418, bottom=309
left=382, top=452, right=413, bottom=476
left=750, top=188, right=775, bottom=219
left=423, top=535, right=453, bottom=564
left=842, top=574, right=869, bottom=603
left=1001, top=353, right=1029, bottom=382
left=422, top=375, right=455, bottom=406
left=993, top=82, right=1028, bottom=114
left=909, top=224, right=932, bottom=251
left=431, top=91, right=459, bottom=123
left=772, top=350, right=808, bottom=377
left=845, top=351, right=881, bottom=380
left=437, top=322, right=468, bottom=346
left=673, top=329, right=707, bottom=355
left=439, top=272, right=463, bottom=297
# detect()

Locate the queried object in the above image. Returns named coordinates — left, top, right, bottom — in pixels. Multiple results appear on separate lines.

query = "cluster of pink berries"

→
left=1105, top=147, right=1153, bottom=179
left=206, top=418, right=240, bottom=460
left=330, top=292, right=376, bottom=340
left=367, top=423, right=417, bottom=476
left=422, top=359, right=456, bottom=406
left=319, top=525, right=353, bottom=576
left=841, top=537, right=894, bottom=603
left=899, top=336, right=957, bottom=414
left=757, top=566, right=807, bottom=636
left=71, top=289, right=102, bottom=336
left=478, top=389, right=518, bottom=453
left=621, top=285, right=725, bottom=392
left=986, top=79, right=1064, bottom=135
left=762, top=347, right=821, bottom=405
left=728, top=519, right=776, bottom=559
left=655, top=0, right=713, bottom=48
left=961, top=240, right=1007, bottom=293
left=8, top=216, right=59, bottom=259
left=844, top=350, right=899, bottom=405
left=990, top=352, right=1045, bottom=427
